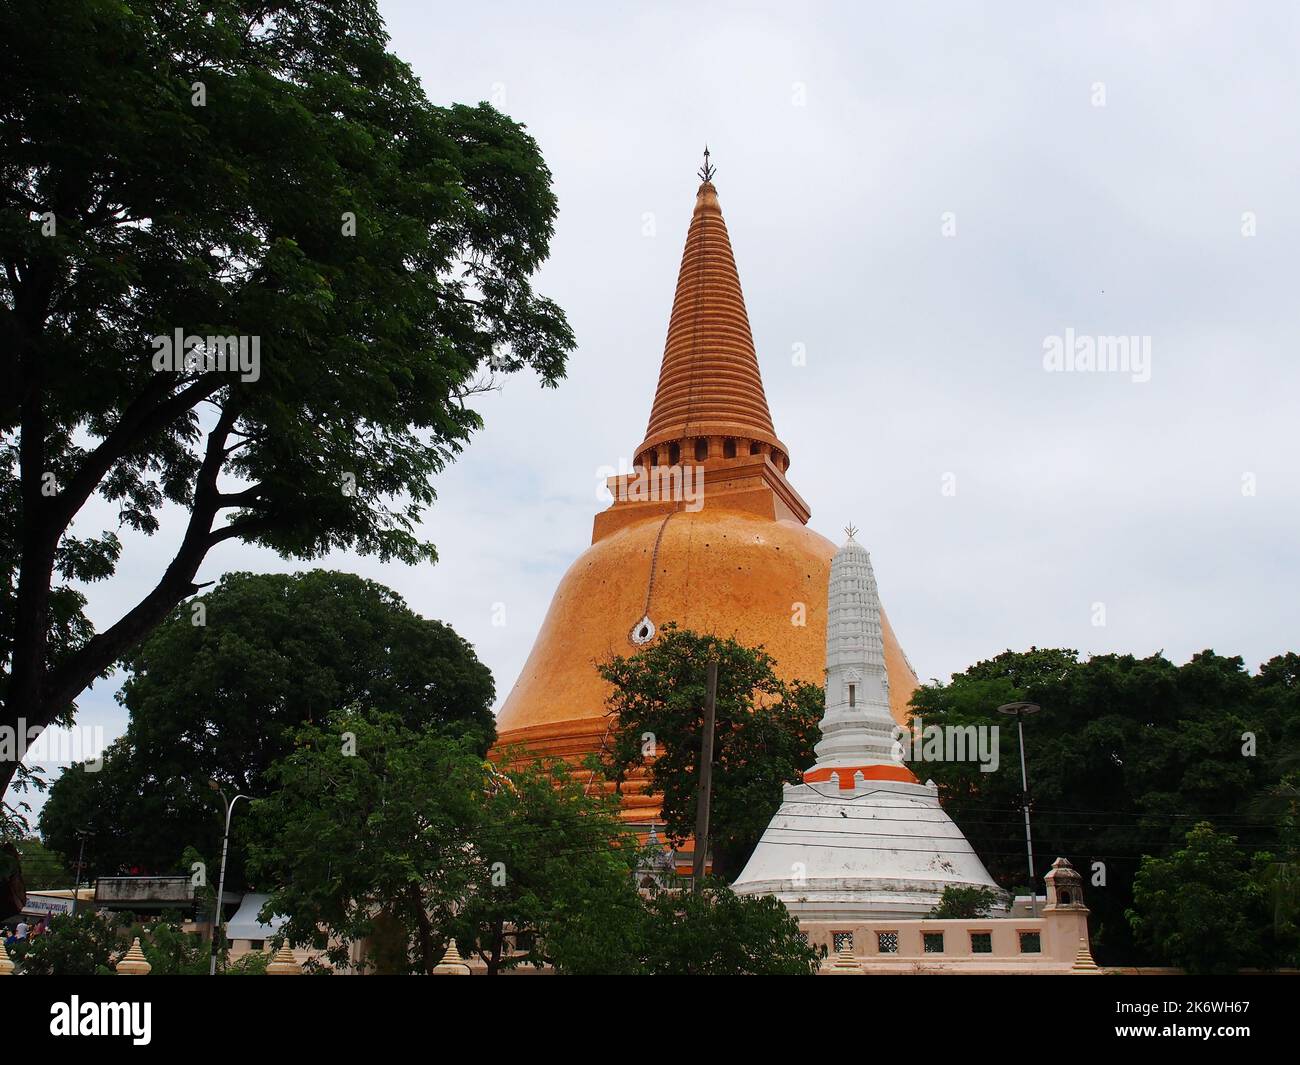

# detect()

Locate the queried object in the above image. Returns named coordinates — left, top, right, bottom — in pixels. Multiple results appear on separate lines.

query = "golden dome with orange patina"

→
left=493, top=162, right=919, bottom=823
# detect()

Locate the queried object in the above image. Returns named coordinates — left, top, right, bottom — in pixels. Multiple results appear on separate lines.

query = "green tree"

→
left=137, top=919, right=209, bottom=976
left=247, top=708, right=488, bottom=975
left=638, top=881, right=823, bottom=975
left=11, top=910, right=117, bottom=975
left=1126, top=822, right=1275, bottom=974
left=123, top=569, right=496, bottom=769
left=250, top=712, right=653, bottom=976
left=1, top=764, right=48, bottom=847
left=927, top=885, right=1005, bottom=919
left=908, top=647, right=1295, bottom=965
left=599, top=625, right=822, bottom=879
left=1250, top=656, right=1300, bottom=961
left=37, top=740, right=192, bottom=882
left=451, top=756, right=644, bottom=976
left=12, top=836, right=70, bottom=890
left=0, top=0, right=573, bottom=801
left=246, top=707, right=828, bottom=977
left=225, top=950, right=271, bottom=975
left=39, top=570, right=493, bottom=882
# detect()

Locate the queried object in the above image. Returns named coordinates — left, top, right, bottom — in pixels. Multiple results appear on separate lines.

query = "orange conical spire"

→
left=633, top=161, right=790, bottom=474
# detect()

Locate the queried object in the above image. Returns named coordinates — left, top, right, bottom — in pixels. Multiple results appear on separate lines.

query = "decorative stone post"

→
left=1073, top=937, right=1100, bottom=973
left=822, top=944, right=861, bottom=975
left=115, top=937, right=152, bottom=975
left=266, top=941, right=303, bottom=975
left=432, top=938, right=472, bottom=975
left=1041, top=857, right=1096, bottom=968
left=0, top=939, right=14, bottom=975
left=1044, top=856, right=1087, bottom=909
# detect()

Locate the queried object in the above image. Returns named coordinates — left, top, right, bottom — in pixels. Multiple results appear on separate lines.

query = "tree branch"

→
left=49, top=373, right=230, bottom=537
left=207, top=514, right=274, bottom=547
left=40, top=402, right=240, bottom=719
left=216, top=483, right=265, bottom=508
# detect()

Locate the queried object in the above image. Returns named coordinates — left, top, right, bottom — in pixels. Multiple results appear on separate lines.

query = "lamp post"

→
left=691, top=660, right=719, bottom=894
left=70, top=830, right=91, bottom=916
left=996, top=701, right=1041, bottom=916
left=207, top=781, right=250, bottom=976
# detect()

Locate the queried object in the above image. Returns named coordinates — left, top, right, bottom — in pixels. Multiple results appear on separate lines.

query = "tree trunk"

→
left=409, top=888, right=437, bottom=975
left=4, top=408, right=55, bottom=797
left=487, top=918, right=504, bottom=976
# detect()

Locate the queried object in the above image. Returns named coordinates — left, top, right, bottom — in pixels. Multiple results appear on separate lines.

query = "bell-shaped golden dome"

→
left=493, top=166, right=918, bottom=820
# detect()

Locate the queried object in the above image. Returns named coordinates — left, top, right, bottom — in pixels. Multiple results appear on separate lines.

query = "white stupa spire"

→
left=811, top=533, right=896, bottom=771
left=731, top=528, right=1006, bottom=919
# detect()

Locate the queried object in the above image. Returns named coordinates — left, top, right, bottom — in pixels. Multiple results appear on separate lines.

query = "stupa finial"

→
left=698, top=144, right=716, bottom=183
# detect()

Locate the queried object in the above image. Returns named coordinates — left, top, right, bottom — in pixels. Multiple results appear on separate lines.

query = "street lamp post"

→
left=207, top=781, right=250, bottom=976
left=70, top=830, right=90, bottom=916
left=996, top=701, right=1041, bottom=916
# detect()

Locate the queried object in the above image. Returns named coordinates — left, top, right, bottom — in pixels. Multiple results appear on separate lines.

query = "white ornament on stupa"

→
left=732, top=529, right=1006, bottom=919
left=810, top=525, right=896, bottom=774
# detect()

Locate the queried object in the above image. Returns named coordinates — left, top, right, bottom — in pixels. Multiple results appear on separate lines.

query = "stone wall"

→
left=804, top=904, right=1092, bottom=974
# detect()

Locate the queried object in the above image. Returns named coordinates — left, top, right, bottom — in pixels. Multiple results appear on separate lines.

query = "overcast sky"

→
left=30, top=1, right=1300, bottom=808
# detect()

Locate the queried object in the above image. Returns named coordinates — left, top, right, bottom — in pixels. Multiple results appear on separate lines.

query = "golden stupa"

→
left=494, top=159, right=919, bottom=824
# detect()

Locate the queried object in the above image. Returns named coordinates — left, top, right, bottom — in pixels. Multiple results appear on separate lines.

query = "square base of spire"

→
left=592, top=455, right=812, bottom=543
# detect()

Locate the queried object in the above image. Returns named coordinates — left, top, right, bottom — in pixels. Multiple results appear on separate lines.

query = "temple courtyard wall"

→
left=805, top=902, right=1092, bottom=974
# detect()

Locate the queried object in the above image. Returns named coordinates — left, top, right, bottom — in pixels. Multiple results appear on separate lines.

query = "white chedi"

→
left=812, top=531, right=895, bottom=770
left=731, top=531, right=1005, bottom=919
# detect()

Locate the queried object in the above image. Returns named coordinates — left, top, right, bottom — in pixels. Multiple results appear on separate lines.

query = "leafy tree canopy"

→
left=909, top=647, right=1300, bottom=965
left=248, top=705, right=823, bottom=975
left=0, top=0, right=573, bottom=800
left=9, top=910, right=117, bottom=975
left=927, top=885, right=1005, bottom=920
left=36, top=738, right=190, bottom=883
left=451, top=750, right=646, bottom=976
left=11, top=911, right=269, bottom=975
left=598, top=624, right=823, bottom=880
left=122, top=568, right=496, bottom=776
left=133, top=918, right=209, bottom=976
left=248, top=707, right=492, bottom=975
left=636, top=881, right=824, bottom=975
left=1126, top=821, right=1288, bottom=974
left=39, top=569, right=493, bottom=883
left=249, top=708, right=645, bottom=975
left=8, top=836, right=70, bottom=891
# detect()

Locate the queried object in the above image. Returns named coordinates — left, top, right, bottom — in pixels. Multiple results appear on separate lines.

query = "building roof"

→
left=224, top=892, right=286, bottom=942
